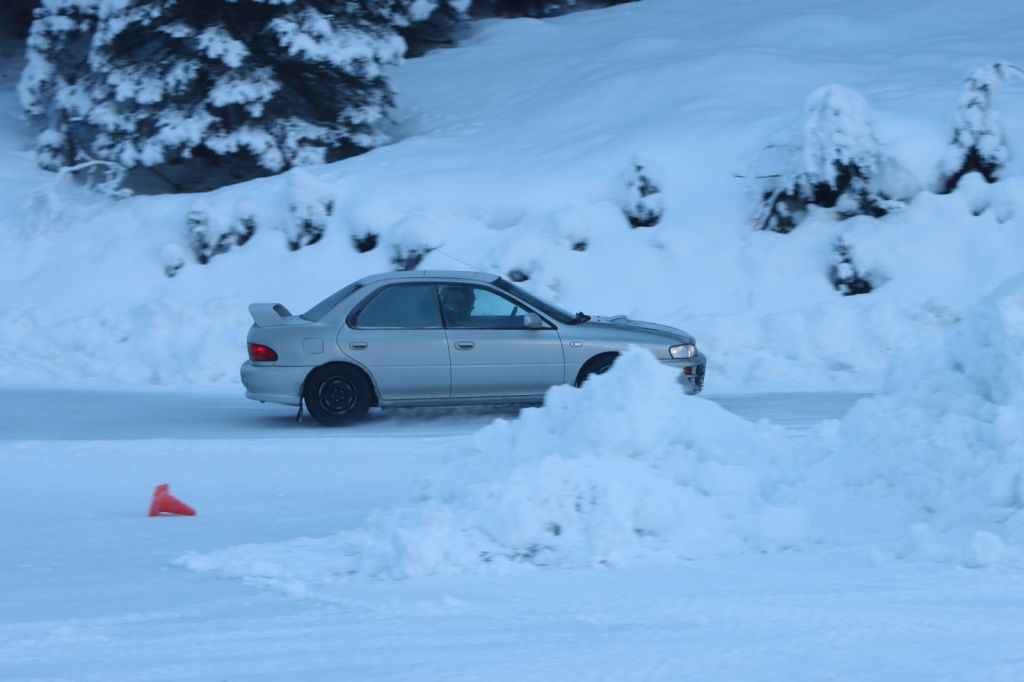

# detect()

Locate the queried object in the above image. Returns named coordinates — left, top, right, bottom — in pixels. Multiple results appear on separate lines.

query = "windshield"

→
left=301, top=282, right=363, bottom=322
left=495, top=279, right=580, bottom=325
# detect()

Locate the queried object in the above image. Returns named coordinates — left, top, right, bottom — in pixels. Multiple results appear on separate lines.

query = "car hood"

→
left=584, top=315, right=695, bottom=344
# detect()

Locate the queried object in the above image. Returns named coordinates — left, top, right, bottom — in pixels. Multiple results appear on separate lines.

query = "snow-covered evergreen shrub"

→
left=392, top=247, right=428, bottom=271
left=621, top=154, right=663, bottom=228
left=828, top=237, right=872, bottom=296
left=231, top=216, right=257, bottom=246
left=285, top=169, right=335, bottom=251
left=756, top=85, right=915, bottom=233
left=507, top=268, right=530, bottom=282
left=352, top=231, right=380, bottom=253
left=956, top=172, right=994, bottom=216
left=387, top=214, right=442, bottom=270
left=548, top=205, right=591, bottom=251
left=231, top=199, right=259, bottom=249
left=19, top=0, right=407, bottom=190
left=395, top=0, right=472, bottom=56
left=286, top=202, right=331, bottom=251
left=160, top=244, right=187, bottom=278
left=185, top=201, right=255, bottom=264
left=940, top=63, right=1024, bottom=194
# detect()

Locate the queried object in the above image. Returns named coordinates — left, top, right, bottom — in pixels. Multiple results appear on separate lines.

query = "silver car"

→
left=241, top=270, right=706, bottom=425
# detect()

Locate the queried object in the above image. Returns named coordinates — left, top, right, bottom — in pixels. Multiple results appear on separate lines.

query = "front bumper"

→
left=240, top=361, right=311, bottom=407
left=663, top=352, right=707, bottom=395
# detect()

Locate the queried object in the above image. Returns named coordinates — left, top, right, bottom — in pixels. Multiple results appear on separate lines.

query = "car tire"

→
left=575, top=354, right=617, bottom=387
left=303, top=364, right=372, bottom=426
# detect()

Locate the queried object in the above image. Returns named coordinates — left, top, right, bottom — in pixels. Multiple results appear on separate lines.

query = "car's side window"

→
left=354, top=284, right=442, bottom=328
left=439, top=285, right=537, bottom=329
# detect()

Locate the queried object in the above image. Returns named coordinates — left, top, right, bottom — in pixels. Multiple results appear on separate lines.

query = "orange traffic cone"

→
left=148, top=484, right=197, bottom=517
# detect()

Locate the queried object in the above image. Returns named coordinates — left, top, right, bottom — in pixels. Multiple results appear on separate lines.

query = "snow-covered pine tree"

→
left=622, top=154, right=663, bottom=228
left=940, top=62, right=1024, bottom=193
left=18, top=0, right=100, bottom=171
left=756, top=85, right=913, bottom=233
left=20, top=0, right=408, bottom=191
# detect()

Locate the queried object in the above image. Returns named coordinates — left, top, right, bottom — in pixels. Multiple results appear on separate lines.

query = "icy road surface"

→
left=0, top=387, right=865, bottom=440
left=3, top=389, right=1024, bottom=681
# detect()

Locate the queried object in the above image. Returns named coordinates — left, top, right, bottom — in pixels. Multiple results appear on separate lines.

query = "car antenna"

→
left=432, top=247, right=488, bottom=272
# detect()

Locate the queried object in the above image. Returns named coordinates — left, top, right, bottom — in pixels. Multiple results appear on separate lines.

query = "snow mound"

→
left=180, top=349, right=805, bottom=586
left=829, top=273, right=1024, bottom=564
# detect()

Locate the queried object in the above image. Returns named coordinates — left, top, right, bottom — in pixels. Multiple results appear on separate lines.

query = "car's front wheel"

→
left=303, top=364, right=372, bottom=426
left=575, top=353, right=618, bottom=387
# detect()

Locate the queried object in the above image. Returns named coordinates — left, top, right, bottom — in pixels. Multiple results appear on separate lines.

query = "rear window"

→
left=301, top=282, right=362, bottom=322
left=354, top=284, right=442, bottom=328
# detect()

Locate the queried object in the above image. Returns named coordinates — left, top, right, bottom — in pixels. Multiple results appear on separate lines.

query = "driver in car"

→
left=440, top=286, right=475, bottom=326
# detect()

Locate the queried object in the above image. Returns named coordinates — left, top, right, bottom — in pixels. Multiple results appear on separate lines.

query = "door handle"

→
left=349, top=342, right=368, bottom=350
left=453, top=341, right=476, bottom=350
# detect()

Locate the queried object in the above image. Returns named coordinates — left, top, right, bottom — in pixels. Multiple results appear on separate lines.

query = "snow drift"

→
left=820, top=272, right=1024, bottom=566
left=179, top=349, right=806, bottom=587
left=182, top=275, right=1024, bottom=588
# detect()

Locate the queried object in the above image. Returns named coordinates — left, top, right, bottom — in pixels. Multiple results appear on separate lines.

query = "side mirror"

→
left=523, top=312, right=544, bottom=329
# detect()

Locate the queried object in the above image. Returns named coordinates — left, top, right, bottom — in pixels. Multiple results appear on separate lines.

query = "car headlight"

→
left=669, top=343, right=696, bottom=359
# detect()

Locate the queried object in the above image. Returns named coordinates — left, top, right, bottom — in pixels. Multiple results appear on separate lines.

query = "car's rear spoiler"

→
left=249, top=303, right=294, bottom=327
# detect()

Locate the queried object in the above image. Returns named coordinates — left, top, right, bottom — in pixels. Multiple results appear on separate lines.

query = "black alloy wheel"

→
left=303, top=365, right=372, bottom=426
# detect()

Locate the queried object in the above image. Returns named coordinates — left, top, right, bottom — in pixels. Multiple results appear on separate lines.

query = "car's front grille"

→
left=695, top=364, right=706, bottom=392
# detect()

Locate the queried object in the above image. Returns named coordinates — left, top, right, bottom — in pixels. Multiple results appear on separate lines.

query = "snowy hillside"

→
left=2, top=0, right=1024, bottom=390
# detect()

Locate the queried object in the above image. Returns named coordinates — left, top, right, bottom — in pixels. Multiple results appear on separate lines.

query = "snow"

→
left=183, top=275, right=1024, bottom=586
left=5, top=0, right=1024, bottom=678
left=180, top=350, right=805, bottom=585
left=3, top=377, right=1024, bottom=679
left=2, top=0, right=1024, bottom=391
left=8, top=386, right=1024, bottom=681
left=269, top=10, right=405, bottom=74
left=816, top=272, right=1024, bottom=563
left=196, top=26, right=249, bottom=69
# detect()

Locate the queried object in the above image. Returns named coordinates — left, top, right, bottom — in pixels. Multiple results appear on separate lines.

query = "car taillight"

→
left=248, top=343, right=278, bottom=362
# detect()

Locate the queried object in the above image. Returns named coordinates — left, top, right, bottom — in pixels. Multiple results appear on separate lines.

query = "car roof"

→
left=356, top=270, right=499, bottom=285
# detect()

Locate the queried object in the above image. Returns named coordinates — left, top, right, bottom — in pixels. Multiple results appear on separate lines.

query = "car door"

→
left=341, top=283, right=451, bottom=401
left=439, top=283, right=564, bottom=398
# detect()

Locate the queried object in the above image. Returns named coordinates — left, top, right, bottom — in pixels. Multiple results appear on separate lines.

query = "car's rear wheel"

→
left=575, top=353, right=618, bottom=387
left=303, top=364, right=372, bottom=426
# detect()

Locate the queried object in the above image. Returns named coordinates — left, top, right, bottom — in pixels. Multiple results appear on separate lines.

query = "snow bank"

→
left=181, top=276, right=1024, bottom=586
left=180, top=349, right=805, bottom=586
left=817, top=273, right=1024, bottom=565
